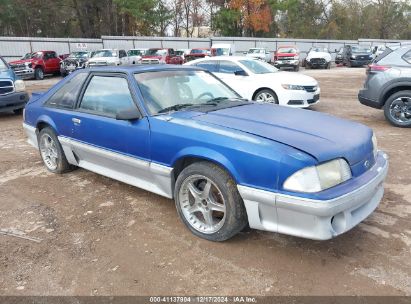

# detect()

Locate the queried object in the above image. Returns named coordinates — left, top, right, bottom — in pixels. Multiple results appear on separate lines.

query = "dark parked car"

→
left=60, top=51, right=91, bottom=76
left=340, top=45, right=373, bottom=67
left=358, top=45, right=411, bottom=127
left=23, top=65, right=388, bottom=241
left=0, top=56, right=29, bottom=114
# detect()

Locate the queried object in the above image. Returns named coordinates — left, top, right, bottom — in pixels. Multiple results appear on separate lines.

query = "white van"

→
left=211, top=43, right=236, bottom=56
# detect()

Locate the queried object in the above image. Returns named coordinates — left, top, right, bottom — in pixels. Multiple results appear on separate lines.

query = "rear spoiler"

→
left=27, top=91, right=46, bottom=104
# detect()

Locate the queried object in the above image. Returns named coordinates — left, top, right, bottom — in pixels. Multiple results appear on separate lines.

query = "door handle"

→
left=72, top=118, right=81, bottom=124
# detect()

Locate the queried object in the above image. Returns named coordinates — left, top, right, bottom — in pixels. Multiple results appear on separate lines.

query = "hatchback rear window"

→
left=374, top=48, right=393, bottom=63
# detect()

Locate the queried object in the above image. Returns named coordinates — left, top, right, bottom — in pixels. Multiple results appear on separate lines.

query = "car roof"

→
left=85, top=64, right=202, bottom=74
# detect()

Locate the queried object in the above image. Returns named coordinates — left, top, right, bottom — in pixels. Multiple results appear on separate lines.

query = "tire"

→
left=34, top=67, right=44, bottom=80
left=326, top=62, right=331, bottom=69
left=294, top=65, right=300, bottom=72
left=253, top=89, right=278, bottom=104
left=13, top=108, right=23, bottom=115
left=383, top=90, right=411, bottom=128
left=174, top=161, right=248, bottom=241
left=38, top=127, right=75, bottom=173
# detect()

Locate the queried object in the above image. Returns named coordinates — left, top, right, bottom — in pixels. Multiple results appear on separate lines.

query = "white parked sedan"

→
left=185, top=56, right=320, bottom=108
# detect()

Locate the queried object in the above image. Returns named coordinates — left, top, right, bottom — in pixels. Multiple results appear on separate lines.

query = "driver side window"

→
left=218, top=60, right=244, bottom=75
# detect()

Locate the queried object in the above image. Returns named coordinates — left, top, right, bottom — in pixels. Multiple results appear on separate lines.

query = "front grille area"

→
left=303, top=86, right=317, bottom=92
left=310, top=58, right=326, bottom=65
left=10, top=64, right=25, bottom=70
left=0, top=80, right=14, bottom=95
left=278, top=56, right=294, bottom=60
left=141, top=59, right=160, bottom=64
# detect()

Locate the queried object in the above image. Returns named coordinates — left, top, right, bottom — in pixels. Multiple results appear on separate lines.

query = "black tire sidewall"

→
left=384, top=91, right=411, bottom=128
left=35, top=67, right=44, bottom=80
left=174, top=162, right=248, bottom=241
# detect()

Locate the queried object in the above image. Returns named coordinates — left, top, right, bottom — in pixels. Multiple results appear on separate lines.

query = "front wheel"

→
left=13, top=108, right=24, bottom=115
left=383, top=91, right=411, bottom=127
left=253, top=89, right=278, bottom=104
left=294, top=65, right=300, bottom=71
left=174, top=162, right=248, bottom=241
left=38, top=127, right=75, bottom=173
left=34, top=67, right=44, bottom=80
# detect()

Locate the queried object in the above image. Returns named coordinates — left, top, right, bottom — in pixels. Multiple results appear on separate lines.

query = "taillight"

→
left=367, top=64, right=390, bottom=74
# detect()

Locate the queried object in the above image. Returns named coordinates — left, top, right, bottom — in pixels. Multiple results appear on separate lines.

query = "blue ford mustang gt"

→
left=23, top=65, right=388, bottom=241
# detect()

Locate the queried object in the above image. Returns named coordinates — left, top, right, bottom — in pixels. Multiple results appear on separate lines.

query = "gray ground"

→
left=0, top=67, right=410, bottom=296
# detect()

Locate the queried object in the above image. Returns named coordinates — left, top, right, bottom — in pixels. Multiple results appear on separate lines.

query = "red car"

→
left=141, top=48, right=183, bottom=65
left=9, top=51, right=61, bottom=80
left=185, top=48, right=211, bottom=62
left=273, top=45, right=301, bottom=71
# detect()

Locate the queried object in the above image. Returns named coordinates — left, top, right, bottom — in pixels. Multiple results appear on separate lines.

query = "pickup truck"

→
left=9, top=51, right=61, bottom=80
left=0, top=56, right=29, bottom=114
left=274, top=46, right=300, bottom=71
left=142, top=48, right=184, bottom=65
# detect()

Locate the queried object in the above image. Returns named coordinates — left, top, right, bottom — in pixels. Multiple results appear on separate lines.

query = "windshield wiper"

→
left=158, top=103, right=194, bottom=114
left=206, top=97, right=247, bottom=104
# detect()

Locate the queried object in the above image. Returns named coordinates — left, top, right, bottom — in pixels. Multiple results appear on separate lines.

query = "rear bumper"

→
left=358, top=90, right=383, bottom=109
left=0, top=91, right=29, bottom=112
left=238, top=151, right=388, bottom=240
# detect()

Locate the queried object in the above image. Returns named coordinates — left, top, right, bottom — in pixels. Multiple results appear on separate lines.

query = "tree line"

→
left=0, top=0, right=410, bottom=40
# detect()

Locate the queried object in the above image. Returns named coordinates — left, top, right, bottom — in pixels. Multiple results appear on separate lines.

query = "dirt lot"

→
left=0, top=67, right=410, bottom=296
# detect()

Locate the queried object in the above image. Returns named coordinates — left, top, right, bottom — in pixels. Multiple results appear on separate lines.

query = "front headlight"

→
left=283, top=158, right=352, bottom=193
left=281, top=84, right=305, bottom=90
left=372, top=133, right=378, bottom=159
left=14, top=80, right=26, bottom=92
left=350, top=55, right=356, bottom=60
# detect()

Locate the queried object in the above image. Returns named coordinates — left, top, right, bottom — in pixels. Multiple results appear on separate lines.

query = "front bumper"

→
left=349, top=59, right=371, bottom=67
left=279, top=87, right=321, bottom=108
left=0, top=91, right=29, bottom=112
left=274, top=60, right=299, bottom=68
left=13, top=68, right=35, bottom=79
left=238, top=151, right=388, bottom=240
left=358, top=90, right=383, bottom=109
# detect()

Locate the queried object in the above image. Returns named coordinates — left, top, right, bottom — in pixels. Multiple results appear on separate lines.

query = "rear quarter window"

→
left=45, top=72, right=88, bottom=109
left=402, top=50, right=411, bottom=64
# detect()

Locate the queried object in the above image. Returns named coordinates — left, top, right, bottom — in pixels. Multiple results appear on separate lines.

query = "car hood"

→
left=193, top=103, right=372, bottom=165
left=306, top=52, right=331, bottom=60
left=0, top=69, right=14, bottom=79
left=88, top=57, right=117, bottom=63
left=246, top=53, right=265, bottom=58
left=9, top=59, right=33, bottom=65
left=277, top=53, right=297, bottom=57
left=143, top=55, right=163, bottom=59
left=253, top=71, right=317, bottom=86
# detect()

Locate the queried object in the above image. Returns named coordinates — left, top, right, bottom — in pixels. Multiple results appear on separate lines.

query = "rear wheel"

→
left=174, top=162, right=248, bottom=241
left=13, top=108, right=23, bottom=115
left=253, top=89, right=278, bottom=104
left=38, top=127, right=75, bottom=173
left=384, top=91, right=411, bottom=127
left=34, top=67, right=44, bottom=80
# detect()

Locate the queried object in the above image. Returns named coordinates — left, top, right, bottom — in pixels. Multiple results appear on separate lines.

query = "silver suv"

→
left=358, top=45, right=411, bottom=127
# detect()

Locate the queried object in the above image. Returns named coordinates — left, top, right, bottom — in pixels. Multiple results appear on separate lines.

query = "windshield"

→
left=213, top=48, right=230, bottom=56
left=191, top=49, right=208, bottom=54
left=278, top=48, right=297, bottom=53
left=135, top=70, right=241, bottom=115
left=175, top=50, right=184, bottom=55
left=128, top=49, right=146, bottom=56
left=352, top=46, right=371, bottom=53
left=248, top=49, right=265, bottom=54
left=239, top=60, right=278, bottom=74
left=0, top=58, right=8, bottom=70
left=311, top=47, right=328, bottom=52
left=93, top=50, right=117, bottom=58
left=146, top=49, right=167, bottom=56
left=22, top=53, right=33, bottom=59
left=69, top=52, right=88, bottom=58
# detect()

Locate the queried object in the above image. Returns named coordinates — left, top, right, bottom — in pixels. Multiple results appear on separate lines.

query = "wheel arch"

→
left=380, top=82, right=411, bottom=105
left=172, top=149, right=240, bottom=185
left=35, top=115, right=59, bottom=136
left=252, top=87, right=278, bottom=101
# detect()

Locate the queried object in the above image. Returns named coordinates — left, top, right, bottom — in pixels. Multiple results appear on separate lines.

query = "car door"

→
left=44, top=52, right=60, bottom=72
left=119, top=50, right=128, bottom=65
left=70, top=72, right=151, bottom=183
left=214, top=60, right=250, bottom=98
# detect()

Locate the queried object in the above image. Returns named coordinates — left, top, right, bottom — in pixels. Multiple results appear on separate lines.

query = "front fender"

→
left=171, top=146, right=240, bottom=183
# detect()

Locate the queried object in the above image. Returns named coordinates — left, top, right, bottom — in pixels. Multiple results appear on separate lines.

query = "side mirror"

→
left=116, top=108, right=142, bottom=120
left=234, top=70, right=248, bottom=76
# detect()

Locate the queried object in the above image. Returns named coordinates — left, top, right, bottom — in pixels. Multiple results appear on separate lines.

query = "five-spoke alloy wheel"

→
left=174, top=162, right=248, bottom=241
